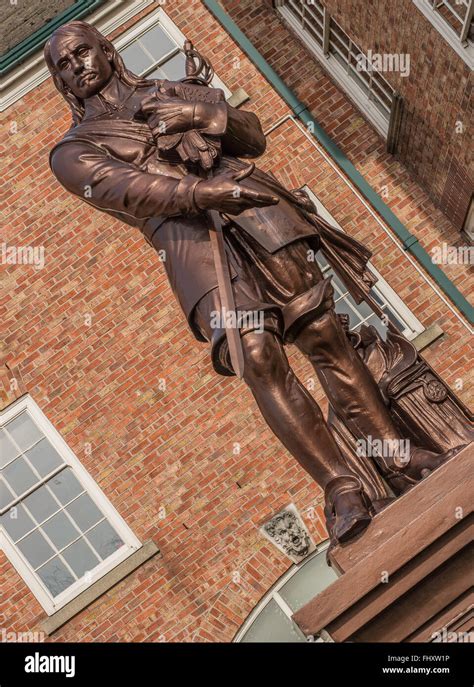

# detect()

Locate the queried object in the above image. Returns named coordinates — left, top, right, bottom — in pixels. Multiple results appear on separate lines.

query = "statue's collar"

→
left=83, top=75, right=140, bottom=120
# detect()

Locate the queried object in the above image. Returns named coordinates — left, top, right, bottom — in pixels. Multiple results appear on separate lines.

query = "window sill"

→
left=40, top=540, right=160, bottom=635
left=412, top=323, right=444, bottom=351
left=228, top=87, right=250, bottom=108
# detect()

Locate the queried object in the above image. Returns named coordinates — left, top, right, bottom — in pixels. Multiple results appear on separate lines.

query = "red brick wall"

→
left=259, top=0, right=473, bottom=228
left=220, top=0, right=472, bottom=289
left=1, top=0, right=472, bottom=642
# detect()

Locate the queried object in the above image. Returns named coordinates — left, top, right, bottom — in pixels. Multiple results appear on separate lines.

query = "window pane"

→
left=288, top=0, right=305, bottom=21
left=1, top=401, right=136, bottom=608
left=148, top=55, right=186, bottom=81
left=369, top=289, right=385, bottom=307
left=139, top=25, right=175, bottom=61
left=62, top=538, right=100, bottom=578
left=18, top=529, right=54, bottom=568
left=23, top=485, right=58, bottom=524
left=2, top=456, right=38, bottom=495
left=159, top=52, right=186, bottom=81
left=5, top=413, right=43, bottom=452
left=385, top=308, right=405, bottom=331
left=66, top=493, right=102, bottom=532
left=37, top=557, right=75, bottom=597
left=120, top=42, right=154, bottom=75
left=241, top=599, right=306, bottom=642
left=48, top=468, right=83, bottom=505
left=368, top=315, right=388, bottom=340
left=316, top=252, right=330, bottom=271
left=286, top=0, right=393, bottom=122
left=0, top=478, right=15, bottom=511
left=148, top=66, right=166, bottom=80
left=87, top=520, right=124, bottom=560
left=326, top=269, right=348, bottom=297
left=356, top=312, right=377, bottom=330
left=1, top=504, right=35, bottom=541
left=346, top=293, right=373, bottom=322
left=0, top=430, right=19, bottom=467
left=25, top=438, right=63, bottom=477
left=41, top=511, right=79, bottom=550
left=279, top=551, right=338, bottom=611
left=335, top=297, right=363, bottom=327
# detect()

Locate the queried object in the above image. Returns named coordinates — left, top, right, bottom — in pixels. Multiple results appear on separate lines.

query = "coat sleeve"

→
left=197, top=102, right=267, bottom=158
left=50, top=140, right=203, bottom=221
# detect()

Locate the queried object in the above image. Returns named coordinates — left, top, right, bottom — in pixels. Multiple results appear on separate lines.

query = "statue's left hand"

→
left=139, top=94, right=217, bottom=136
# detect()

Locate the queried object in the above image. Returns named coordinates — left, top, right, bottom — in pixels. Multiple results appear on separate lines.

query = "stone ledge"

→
left=228, top=87, right=250, bottom=108
left=412, top=323, right=444, bottom=351
left=40, top=539, right=160, bottom=636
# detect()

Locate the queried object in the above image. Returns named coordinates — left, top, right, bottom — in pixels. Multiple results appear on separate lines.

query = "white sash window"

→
left=0, top=396, right=141, bottom=615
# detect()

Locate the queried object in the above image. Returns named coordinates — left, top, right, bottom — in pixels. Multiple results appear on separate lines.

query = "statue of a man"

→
left=45, top=21, right=450, bottom=544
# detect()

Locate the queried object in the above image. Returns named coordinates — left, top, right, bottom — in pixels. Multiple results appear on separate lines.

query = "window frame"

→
left=0, top=395, right=141, bottom=616
left=412, top=0, right=474, bottom=68
left=234, top=542, right=332, bottom=642
left=278, top=0, right=397, bottom=138
left=462, top=196, right=474, bottom=241
left=113, top=8, right=231, bottom=97
left=302, top=186, right=425, bottom=341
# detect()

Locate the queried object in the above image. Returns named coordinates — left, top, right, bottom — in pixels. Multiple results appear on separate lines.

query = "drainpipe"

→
left=202, top=0, right=474, bottom=325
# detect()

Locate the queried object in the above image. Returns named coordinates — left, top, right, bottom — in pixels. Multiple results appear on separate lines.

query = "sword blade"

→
left=207, top=209, right=245, bottom=379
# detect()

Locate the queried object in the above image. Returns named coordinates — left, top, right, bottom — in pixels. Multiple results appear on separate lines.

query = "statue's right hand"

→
left=194, top=164, right=279, bottom=215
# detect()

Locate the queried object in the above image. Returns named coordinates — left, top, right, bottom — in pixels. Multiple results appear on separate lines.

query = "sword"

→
left=203, top=169, right=245, bottom=379
left=180, top=41, right=245, bottom=378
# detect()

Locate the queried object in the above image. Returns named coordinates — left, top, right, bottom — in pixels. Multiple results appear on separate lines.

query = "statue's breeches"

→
left=192, top=225, right=334, bottom=376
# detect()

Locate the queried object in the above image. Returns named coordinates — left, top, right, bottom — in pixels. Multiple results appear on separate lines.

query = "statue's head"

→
left=45, top=21, right=147, bottom=125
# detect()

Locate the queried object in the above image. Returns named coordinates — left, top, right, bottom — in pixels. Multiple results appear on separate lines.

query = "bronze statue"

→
left=45, top=21, right=468, bottom=545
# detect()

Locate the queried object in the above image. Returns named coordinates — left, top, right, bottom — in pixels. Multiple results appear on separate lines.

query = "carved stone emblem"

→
left=260, top=504, right=315, bottom=563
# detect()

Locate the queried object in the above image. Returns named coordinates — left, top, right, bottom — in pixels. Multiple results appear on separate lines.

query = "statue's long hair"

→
left=44, top=21, right=151, bottom=126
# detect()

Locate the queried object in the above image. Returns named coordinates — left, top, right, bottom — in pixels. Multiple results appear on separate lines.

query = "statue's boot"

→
left=324, top=475, right=371, bottom=543
left=294, top=307, right=461, bottom=494
left=381, top=445, right=465, bottom=494
left=237, top=328, right=373, bottom=545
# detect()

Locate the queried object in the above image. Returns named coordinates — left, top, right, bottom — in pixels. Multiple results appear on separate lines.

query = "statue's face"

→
left=49, top=31, right=113, bottom=99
